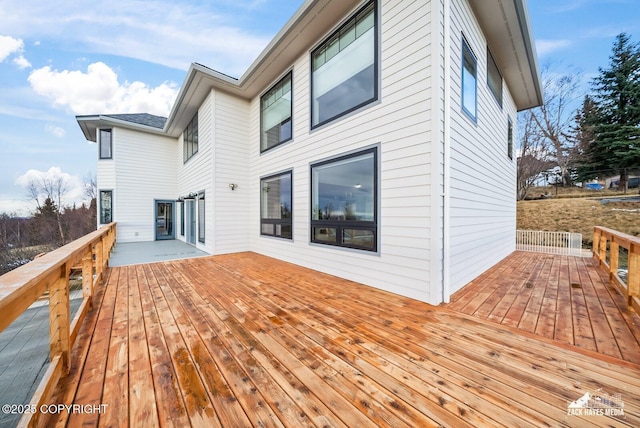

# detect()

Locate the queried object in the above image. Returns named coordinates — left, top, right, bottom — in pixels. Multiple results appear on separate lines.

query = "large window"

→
left=260, top=171, right=292, bottom=239
left=183, top=113, right=198, bottom=163
left=487, top=48, right=503, bottom=107
left=99, top=190, right=113, bottom=224
left=461, top=37, right=477, bottom=120
left=311, top=1, right=377, bottom=128
left=99, top=129, right=112, bottom=159
left=198, top=192, right=205, bottom=243
left=261, top=73, right=292, bottom=152
left=311, top=147, right=377, bottom=251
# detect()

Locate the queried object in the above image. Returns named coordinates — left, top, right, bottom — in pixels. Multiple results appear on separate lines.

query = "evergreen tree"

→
left=583, top=33, right=640, bottom=188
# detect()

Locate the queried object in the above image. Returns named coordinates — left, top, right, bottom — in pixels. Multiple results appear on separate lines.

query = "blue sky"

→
left=0, top=0, right=638, bottom=216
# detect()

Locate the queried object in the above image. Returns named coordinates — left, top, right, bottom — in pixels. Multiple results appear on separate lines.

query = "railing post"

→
left=49, top=262, right=71, bottom=373
left=82, top=246, right=94, bottom=306
left=599, top=234, right=608, bottom=265
left=96, top=237, right=104, bottom=282
left=610, top=240, right=619, bottom=282
left=629, top=243, right=639, bottom=307
left=593, top=228, right=600, bottom=258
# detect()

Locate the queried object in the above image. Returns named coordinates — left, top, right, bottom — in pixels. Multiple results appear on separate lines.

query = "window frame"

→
left=179, top=201, right=185, bottom=237
left=197, top=191, right=205, bottom=243
left=310, top=146, right=378, bottom=252
left=260, top=170, right=293, bottom=240
left=260, top=71, right=293, bottom=153
left=461, top=35, right=478, bottom=121
left=487, top=47, right=503, bottom=107
left=310, top=0, right=379, bottom=129
left=183, top=113, right=199, bottom=163
left=99, top=190, right=113, bottom=224
left=99, top=129, right=112, bottom=159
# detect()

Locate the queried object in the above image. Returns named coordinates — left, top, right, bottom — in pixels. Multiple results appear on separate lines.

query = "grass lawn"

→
left=517, top=188, right=640, bottom=248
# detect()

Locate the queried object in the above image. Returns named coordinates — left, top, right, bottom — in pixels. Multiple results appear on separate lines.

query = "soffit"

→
left=468, top=0, right=543, bottom=111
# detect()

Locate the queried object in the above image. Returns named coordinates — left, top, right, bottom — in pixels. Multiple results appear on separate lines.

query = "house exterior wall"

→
left=105, top=127, right=177, bottom=242
left=446, top=0, right=518, bottom=295
left=176, top=91, right=215, bottom=254
left=88, top=0, right=535, bottom=305
left=212, top=90, right=251, bottom=254
left=248, top=0, right=439, bottom=303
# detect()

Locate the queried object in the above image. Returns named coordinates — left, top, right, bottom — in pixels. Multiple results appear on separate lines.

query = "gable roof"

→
left=104, top=113, right=167, bottom=129
left=78, top=0, right=542, bottom=141
left=76, top=113, right=168, bottom=142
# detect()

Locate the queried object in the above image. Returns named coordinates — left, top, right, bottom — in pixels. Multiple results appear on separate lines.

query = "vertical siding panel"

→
left=447, top=0, right=518, bottom=294
left=214, top=92, right=251, bottom=253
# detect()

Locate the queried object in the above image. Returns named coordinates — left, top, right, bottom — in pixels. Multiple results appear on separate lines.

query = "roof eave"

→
left=469, top=0, right=543, bottom=111
left=76, top=115, right=168, bottom=142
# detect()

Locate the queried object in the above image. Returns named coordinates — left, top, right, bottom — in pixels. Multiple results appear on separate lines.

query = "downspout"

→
left=442, top=0, right=451, bottom=303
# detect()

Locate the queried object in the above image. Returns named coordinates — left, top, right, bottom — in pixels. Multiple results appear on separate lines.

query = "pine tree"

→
left=585, top=33, right=640, bottom=189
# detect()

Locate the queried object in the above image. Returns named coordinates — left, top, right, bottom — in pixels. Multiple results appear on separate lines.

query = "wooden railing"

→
left=0, top=223, right=116, bottom=428
left=593, top=226, right=640, bottom=313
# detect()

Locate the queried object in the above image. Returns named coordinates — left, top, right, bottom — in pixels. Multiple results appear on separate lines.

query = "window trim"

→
left=260, top=71, right=293, bottom=153
left=99, top=190, right=113, bottom=224
left=183, top=113, right=199, bottom=163
left=197, top=191, right=205, bottom=243
left=487, top=47, right=503, bottom=107
left=99, top=129, right=112, bottom=159
left=260, top=170, right=293, bottom=240
left=179, top=201, right=185, bottom=237
left=310, top=0, right=379, bottom=130
left=310, top=146, right=379, bottom=252
left=461, top=35, right=478, bottom=122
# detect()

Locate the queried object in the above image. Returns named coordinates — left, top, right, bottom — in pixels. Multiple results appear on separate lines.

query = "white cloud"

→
left=28, top=62, right=178, bottom=116
left=15, top=167, right=85, bottom=207
left=0, top=1, right=274, bottom=76
left=13, top=54, right=31, bottom=69
left=46, top=125, right=66, bottom=138
left=535, top=39, right=573, bottom=56
left=0, top=35, right=25, bottom=63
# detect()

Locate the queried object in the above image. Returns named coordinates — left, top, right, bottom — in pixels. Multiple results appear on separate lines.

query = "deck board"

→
left=449, top=251, right=640, bottom=365
left=44, top=252, right=640, bottom=427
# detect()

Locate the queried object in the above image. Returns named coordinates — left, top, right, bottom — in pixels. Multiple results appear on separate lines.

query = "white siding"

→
left=213, top=91, right=251, bottom=253
left=248, top=0, right=439, bottom=303
left=113, top=128, right=177, bottom=242
left=446, top=0, right=517, bottom=294
left=177, top=91, right=215, bottom=253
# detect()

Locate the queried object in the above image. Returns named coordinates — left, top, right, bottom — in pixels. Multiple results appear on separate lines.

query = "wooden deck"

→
left=44, top=252, right=640, bottom=427
left=448, top=251, right=640, bottom=364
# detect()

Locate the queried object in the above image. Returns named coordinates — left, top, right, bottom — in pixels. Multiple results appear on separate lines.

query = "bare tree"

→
left=517, top=110, right=554, bottom=200
left=26, top=172, right=69, bottom=244
left=83, top=172, right=97, bottom=202
left=529, top=65, right=582, bottom=186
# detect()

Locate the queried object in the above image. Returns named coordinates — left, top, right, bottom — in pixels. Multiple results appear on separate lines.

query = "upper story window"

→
left=311, top=1, right=377, bottom=128
left=311, top=147, right=378, bottom=252
left=487, top=48, right=503, bottom=107
left=183, top=113, right=198, bottom=163
left=461, top=36, right=477, bottom=121
left=261, top=72, right=292, bottom=152
left=99, top=129, right=112, bottom=159
left=260, top=171, right=292, bottom=239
